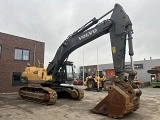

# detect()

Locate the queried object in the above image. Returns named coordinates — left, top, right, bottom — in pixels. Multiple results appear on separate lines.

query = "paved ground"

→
left=0, top=86, right=160, bottom=120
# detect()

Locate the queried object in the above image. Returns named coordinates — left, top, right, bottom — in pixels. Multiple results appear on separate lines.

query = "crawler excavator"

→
left=19, top=3, right=142, bottom=118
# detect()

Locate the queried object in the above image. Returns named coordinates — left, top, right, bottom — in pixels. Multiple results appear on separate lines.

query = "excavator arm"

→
left=47, top=19, right=112, bottom=76
left=47, top=20, right=113, bottom=77
left=47, top=4, right=134, bottom=82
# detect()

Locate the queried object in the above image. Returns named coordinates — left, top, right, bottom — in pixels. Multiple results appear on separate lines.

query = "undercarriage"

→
left=19, top=83, right=84, bottom=105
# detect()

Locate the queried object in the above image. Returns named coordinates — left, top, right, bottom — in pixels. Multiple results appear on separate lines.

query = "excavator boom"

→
left=47, top=4, right=133, bottom=81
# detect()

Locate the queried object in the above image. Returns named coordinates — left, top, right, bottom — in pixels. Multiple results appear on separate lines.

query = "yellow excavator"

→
left=19, top=3, right=142, bottom=118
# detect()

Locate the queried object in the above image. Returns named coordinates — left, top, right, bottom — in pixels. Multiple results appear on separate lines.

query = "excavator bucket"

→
left=90, top=76, right=142, bottom=118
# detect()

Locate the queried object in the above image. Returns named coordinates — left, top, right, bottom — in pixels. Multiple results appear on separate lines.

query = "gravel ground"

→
left=0, top=86, right=160, bottom=120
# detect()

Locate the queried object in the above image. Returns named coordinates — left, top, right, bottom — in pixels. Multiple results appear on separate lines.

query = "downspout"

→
left=33, top=44, right=36, bottom=66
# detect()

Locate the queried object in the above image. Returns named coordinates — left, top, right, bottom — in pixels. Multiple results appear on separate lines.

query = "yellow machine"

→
left=19, top=61, right=84, bottom=105
left=22, top=66, right=52, bottom=83
left=84, top=70, right=110, bottom=90
left=19, top=4, right=142, bottom=118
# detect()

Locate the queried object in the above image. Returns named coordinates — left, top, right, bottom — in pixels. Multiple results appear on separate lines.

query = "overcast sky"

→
left=1, top=0, right=160, bottom=70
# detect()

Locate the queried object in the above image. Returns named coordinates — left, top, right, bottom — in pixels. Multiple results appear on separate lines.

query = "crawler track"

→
left=19, top=86, right=57, bottom=105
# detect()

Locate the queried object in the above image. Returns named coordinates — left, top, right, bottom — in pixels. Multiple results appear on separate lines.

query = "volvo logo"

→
left=79, top=29, right=97, bottom=40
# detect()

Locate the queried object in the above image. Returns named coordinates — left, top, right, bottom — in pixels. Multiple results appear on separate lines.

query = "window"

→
left=14, top=48, right=29, bottom=60
left=80, top=68, right=83, bottom=73
left=12, top=72, right=27, bottom=86
left=125, top=64, right=143, bottom=70
left=23, top=50, right=29, bottom=60
left=66, top=65, right=74, bottom=79
left=0, top=45, right=2, bottom=58
left=88, top=68, right=91, bottom=72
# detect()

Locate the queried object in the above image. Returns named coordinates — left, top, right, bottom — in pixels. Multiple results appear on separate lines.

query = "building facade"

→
left=79, top=59, right=160, bottom=85
left=0, top=32, right=45, bottom=93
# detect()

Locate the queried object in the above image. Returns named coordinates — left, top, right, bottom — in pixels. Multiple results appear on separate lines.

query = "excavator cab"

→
left=96, top=70, right=104, bottom=78
left=56, top=61, right=75, bottom=84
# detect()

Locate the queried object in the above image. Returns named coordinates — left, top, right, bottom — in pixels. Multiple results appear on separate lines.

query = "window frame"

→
left=14, top=48, right=30, bottom=61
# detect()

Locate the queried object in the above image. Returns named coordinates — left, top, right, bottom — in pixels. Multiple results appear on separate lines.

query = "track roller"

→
left=71, top=86, right=84, bottom=100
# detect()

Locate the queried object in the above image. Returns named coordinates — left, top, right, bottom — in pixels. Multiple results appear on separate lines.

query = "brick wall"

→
left=0, top=32, right=45, bottom=93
